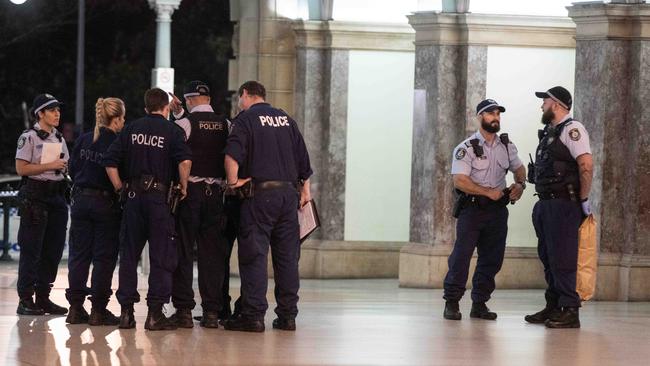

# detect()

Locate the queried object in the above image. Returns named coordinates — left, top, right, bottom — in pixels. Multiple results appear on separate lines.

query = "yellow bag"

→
left=576, top=214, right=598, bottom=301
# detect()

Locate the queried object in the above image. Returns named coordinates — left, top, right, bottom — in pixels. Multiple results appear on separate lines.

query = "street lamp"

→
left=9, top=0, right=28, bottom=4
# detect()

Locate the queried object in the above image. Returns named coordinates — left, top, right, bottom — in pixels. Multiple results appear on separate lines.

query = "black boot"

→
left=470, top=302, right=497, bottom=320
left=119, top=305, right=136, bottom=329
left=35, top=296, right=68, bottom=315
left=443, top=301, right=462, bottom=320
left=144, top=304, right=177, bottom=331
left=65, top=304, right=90, bottom=324
left=200, top=310, right=220, bottom=329
left=170, top=308, right=194, bottom=328
left=16, top=297, right=45, bottom=316
left=223, top=314, right=265, bottom=333
left=88, top=308, right=120, bottom=326
left=545, top=307, right=580, bottom=329
left=525, top=304, right=560, bottom=324
left=272, top=317, right=296, bottom=331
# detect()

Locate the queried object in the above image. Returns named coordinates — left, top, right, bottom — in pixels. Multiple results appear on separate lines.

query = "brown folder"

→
left=298, top=199, right=320, bottom=244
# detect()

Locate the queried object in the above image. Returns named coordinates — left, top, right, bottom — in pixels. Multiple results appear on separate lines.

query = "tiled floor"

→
left=0, top=263, right=649, bottom=365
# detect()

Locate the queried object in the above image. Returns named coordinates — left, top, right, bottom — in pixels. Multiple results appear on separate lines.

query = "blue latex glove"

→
left=581, top=199, right=592, bottom=216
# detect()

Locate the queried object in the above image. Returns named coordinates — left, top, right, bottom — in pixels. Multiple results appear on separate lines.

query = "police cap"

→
left=183, top=80, right=210, bottom=99
left=535, top=86, right=572, bottom=111
left=476, top=99, right=506, bottom=115
left=32, top=93, right=63, bottom=116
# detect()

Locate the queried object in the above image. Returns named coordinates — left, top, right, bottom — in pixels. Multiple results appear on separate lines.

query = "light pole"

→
left=75, top=0, right=85, bottom=133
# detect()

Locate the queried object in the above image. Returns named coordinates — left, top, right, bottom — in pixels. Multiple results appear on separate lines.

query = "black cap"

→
left=32, top=93, right=63, bottom=116
left=183, top=80, right=210, bottom=99
left=476, top=99, right=506, bottom=115
left=535, top=86, right=572, bottom=111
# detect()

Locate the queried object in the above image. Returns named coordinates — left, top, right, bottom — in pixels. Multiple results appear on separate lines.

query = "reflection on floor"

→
left=0, top=264, right=649, bottom=366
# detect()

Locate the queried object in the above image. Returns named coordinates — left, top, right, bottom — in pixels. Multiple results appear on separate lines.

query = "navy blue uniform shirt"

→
left=70, top=127, right=118, bottom=191
left=102, top=114, right=191, bottom=185
left=224, top=103, right=312, bottom=182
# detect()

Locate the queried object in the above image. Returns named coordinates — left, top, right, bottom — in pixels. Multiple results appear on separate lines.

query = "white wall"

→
left=486, top=46, right=576, bottom=247
left=344, top=50, right=415, bottom=241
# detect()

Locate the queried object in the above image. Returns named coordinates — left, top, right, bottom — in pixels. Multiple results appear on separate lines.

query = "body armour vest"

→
left=186, top=111, right=228, bottom=178
left=533, top=119, right=580, bottom=194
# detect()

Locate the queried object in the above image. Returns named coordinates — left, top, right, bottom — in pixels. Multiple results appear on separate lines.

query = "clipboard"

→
left=298, top=199, right=320, bottom=244
left=41, top=142, right=63, bottom=164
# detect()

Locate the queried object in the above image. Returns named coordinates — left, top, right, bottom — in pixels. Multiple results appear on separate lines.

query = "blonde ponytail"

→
left=93, top=97, right=125, bottom=142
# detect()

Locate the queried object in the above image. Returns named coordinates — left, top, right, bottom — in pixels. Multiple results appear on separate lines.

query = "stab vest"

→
left=533, top=119, right=580, bottom=194
left=186, top=111, right=228, bottom=178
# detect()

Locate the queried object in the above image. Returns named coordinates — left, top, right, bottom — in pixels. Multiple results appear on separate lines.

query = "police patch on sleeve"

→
left=568, top=128, right=581, bottom=141
left=17, top=136, right=26, bottom=149
left=455, top=148, right=467, bottom=160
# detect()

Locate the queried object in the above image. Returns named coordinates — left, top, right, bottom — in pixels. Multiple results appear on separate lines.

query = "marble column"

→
left=294, top=23, right=350, bottom=241
left=407, top=12, right=487, bottom=247
left=569, top=1, right=650, bottom=301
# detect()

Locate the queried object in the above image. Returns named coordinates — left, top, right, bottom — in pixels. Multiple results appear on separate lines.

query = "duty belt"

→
left=73, top=187, right=114, bottom=198
left=255, top=181, right=296, bottom=192
left=128, top=177, right=168, bottom=194
left=536, top=191, right=574, bottom=201
left=24, top=178, right=67, bottom=195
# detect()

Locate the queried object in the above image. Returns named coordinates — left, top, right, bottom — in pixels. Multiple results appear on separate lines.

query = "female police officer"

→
left=15, top=93, right=70, bottom=316
left=65, top=97, right=125, bottom=325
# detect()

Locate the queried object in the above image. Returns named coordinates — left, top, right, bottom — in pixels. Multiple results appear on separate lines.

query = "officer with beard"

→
left=443, top=99, right=526, bottom=321
left=525, top=86, right=593, bottom=329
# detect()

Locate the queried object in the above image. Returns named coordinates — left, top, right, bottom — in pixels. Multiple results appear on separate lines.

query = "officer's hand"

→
left=486, top=188, right=504, bottom=201
left=300, top=191, right=312, bottom=208
left=508, top=183, right=524, bottom=202
left=180, top=185, right=188, bottom=201
left=169, top=93, right=183, bottom=115
left=48, top=159, right=67, bottom=171
left=581, top=199, right=592, bottom=216
left=229, top=177, right=251, bottom=189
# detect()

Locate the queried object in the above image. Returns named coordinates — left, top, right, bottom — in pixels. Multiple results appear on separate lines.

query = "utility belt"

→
left=535, top=183, right=579, bottom=202
left=23, top=178, right=68, bottom=196
left=225, top=180, right=297, bottom=200
left=452, top=188, right=510, bottom=218
left=72, top=186, right=115, bottom=199
left=189, top=180, right=223, bottom=197
left=126, top=175, right=168, bottom=195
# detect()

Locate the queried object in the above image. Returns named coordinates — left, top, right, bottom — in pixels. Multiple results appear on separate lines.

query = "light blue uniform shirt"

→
left=451, top=131, right=523, bottom=190
left=15, top=122, right=70, bottom=182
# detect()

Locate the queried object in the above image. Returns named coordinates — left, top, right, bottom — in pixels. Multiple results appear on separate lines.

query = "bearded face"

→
left=541, top=107, right=555, bottom=125
left=480, top=113, right=500, bottom=133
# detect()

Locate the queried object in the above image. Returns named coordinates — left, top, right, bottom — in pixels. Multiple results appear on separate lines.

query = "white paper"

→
left=41, top=142, right=63, bottom=164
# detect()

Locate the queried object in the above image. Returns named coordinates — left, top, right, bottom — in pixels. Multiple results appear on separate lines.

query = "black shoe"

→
left=144, top=305, right=177, bottom=331
left=36, top=297, right=68, bottom=315
left=200, top=311, right=220, bottom=329
left=170, top=308, right=194, bottom=329
left=272, top=317, right=296, bottom=331
left=88, top=308, right=120, bottom=326
left=65, top=304, right=90, bottom=324
left=545, top=307, right=580, bottom=329
left=223, top=314, right=265, bottom=333
left=119, top=306, right=136, bottom=329
left=16, top=298, right=45, bottom=316
left=443, top=301, right=462, bottom=320
left=525, top=305, right=560, bottom=324
left=470, top=302, right=497, bottom=320
left=218, top=307, right=232, bottom=321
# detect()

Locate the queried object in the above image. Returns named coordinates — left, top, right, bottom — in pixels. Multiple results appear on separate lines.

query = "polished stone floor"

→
left=0, top=264, right=649, bottom=366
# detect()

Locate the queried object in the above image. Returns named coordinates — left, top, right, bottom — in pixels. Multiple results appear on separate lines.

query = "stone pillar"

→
left=405, top=12, right=487, bottom=255
left=229, top=0, right=297, bottom=114
left=569, top=1, right=650, bottom=301
left=149, top=0, right=181, bottom=92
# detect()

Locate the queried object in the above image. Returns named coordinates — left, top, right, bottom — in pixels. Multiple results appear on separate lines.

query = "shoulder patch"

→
left=568, top=128, right=581, bottom=141
left=17, top=136, right=26, bottom=149
left=455, top=148, right=467, bottom=160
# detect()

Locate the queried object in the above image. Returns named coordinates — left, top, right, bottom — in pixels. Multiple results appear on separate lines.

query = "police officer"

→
left=525, top=86, right=593, bottom=329
left=444, top=99, right=526, bottom=321
left=15, top=93, right=70, bottom=316
left=65, top=97, right=125, bottom=325
left=103, top=88, right=192, bottom=331
left=167, top=81, right=229, bottom=328
left=223, top=81, right=312, bottom=332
